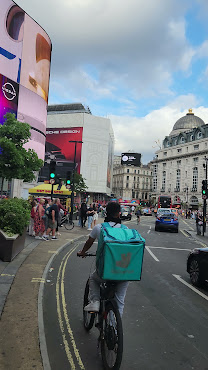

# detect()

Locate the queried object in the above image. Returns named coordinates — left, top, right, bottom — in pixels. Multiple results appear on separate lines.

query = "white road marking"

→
left=149, top=246, right=191, bottom=251
left=150, top=226, right=152, bottom=230
left=147, top=230, right=150, bottom=234
left=145, top=246, right=159, bottom=262
left=173, top=274, right=208, bottom=301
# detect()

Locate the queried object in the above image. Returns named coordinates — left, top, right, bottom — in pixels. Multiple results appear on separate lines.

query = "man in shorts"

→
left=43, top=198, right=60, bottom=241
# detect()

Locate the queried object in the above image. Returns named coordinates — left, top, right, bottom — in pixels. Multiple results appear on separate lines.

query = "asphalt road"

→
left=42, top=216, right=208, bottom=370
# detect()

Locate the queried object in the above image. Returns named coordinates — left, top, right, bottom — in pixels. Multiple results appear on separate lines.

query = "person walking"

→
left=92, top=203, right=98, bottom=227
left=43, top=198, right=60, bottom=241
left=87, top=204, right=94, bottom=230
left=28, top=200, right=37, bottom=236
left=196, top=212, right=203, bottom=235
left=34, top=198, right=45, bottom=239
left=80, top=202, right=87, bottom=228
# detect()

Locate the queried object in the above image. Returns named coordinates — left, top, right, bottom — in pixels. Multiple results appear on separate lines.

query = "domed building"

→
left=152, top=109, right=208, bottom=210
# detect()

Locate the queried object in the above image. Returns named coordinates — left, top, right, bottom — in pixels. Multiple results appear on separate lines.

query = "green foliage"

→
left=0, top=198, right=30, bottom=235
left=74, top=172, right=88, bottom=193
left=0, top=113, right=43, bottom=183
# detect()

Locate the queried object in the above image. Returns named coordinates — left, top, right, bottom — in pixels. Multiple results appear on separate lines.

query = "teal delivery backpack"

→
left=96, top=222, right=145, bottom=281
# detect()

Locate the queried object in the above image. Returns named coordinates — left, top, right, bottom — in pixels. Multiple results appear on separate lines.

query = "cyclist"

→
left=77, top=202, right=129, bottom=317
left=135, top=208, right=141, bottom=224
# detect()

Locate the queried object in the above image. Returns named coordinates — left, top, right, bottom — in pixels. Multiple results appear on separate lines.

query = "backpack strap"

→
left=102, top=222, right=128, bottom=229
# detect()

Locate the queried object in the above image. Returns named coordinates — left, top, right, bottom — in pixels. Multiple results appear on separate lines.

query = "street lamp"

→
left=68, top=140, right=83, bottom=220
left=183, top=186, right=189, bottom=218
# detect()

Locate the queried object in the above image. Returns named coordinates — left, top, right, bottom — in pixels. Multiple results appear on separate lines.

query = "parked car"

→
left=120, top=206, right=132, bottom=220
left=155, top=211, right=178, bottom=232
left=187, top=248, right=208, bottom=287
left=143, top=208, right=152, bottom=216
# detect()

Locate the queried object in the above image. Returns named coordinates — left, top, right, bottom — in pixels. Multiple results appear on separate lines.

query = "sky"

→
left=17, top=0, right=208, bottom=163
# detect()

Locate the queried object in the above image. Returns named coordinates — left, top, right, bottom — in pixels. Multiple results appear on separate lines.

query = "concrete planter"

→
left=0, top=228, right=26, bottom=262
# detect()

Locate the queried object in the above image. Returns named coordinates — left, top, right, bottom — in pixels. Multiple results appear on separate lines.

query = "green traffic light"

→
left=50, top=173, right=55, bottom=179
left=203, top=190, right=206, bottom=194
left=66, top=180, right=71, bottom=184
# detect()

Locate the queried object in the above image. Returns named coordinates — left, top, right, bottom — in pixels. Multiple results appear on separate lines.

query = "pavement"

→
left=0, top=220, right=94, bottom=370
left=0, top=215, right=208, bottom=370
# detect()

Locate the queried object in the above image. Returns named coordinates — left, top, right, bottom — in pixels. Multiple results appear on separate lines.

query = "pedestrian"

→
left=87, top=203, right=94, bottom=230
left=131, top=205, right=135, bottom=213
left=135, top=208, right=141, bottom=224
left=80, top=202, right=87, bottom=227
left=196, top=212, right=203, bottom=235
left=34, top=198, right=45, bottom=239
left=56, top=198, right=67, bottom=235
left=28, top=200, right=37, bottom=236
left=78, top=204, right=82, bottom=226
left=92, top=203, right=98, bottom=227
left=42, top=198, right=60, bottom=241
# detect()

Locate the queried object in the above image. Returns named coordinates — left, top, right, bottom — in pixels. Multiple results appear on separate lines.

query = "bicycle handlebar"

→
left=77, top=252, right=96, bottom=257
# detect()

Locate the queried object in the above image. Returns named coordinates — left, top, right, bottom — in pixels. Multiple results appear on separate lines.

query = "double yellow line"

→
left=56, top=244, right=85, bottom=369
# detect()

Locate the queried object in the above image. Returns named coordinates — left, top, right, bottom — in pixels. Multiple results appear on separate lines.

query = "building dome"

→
left=172, top=109, right=205, bottom=133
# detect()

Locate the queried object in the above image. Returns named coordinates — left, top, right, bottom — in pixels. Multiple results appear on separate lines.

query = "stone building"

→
left=112, top=155, right=153, bottom=203
left=152, top=109, right=208, bottom=209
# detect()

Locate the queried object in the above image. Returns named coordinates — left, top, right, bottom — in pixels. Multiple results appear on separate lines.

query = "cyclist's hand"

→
left=77, top=250, right=87, bottom=258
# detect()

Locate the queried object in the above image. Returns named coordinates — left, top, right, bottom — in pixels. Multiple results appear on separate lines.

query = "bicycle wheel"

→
left=101, top=301, right=123, bottom=370
left=63, top=215, right=74, bottom=230
left=83, top=279, right=95, bottom=331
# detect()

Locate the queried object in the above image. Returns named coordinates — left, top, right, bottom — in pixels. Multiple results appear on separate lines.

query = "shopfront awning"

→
left=28, top=184, right=72, bottom=196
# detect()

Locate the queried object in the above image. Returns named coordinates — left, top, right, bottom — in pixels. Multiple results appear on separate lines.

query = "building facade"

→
left=46, top=104, right=114, bottom=202
left=112, top=155, right=153, bottom=203
left=152, top=109, right=208, bottom=209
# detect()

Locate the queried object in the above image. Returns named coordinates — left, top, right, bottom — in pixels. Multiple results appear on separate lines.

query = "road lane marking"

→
left=31, top=278, right=45, bottom=283
left=180, top=230, right=188, bottom=237
left=1, top=274, right=15, bottom=277
left=147, top=230, right=150, bottom=234
left=61, top=246, right=85, bottom=369
left=173, top=274, right=208, bottom=301
left=181, top=219, right=194, bottom=231
left=145, top=246, right=159, bottom=262
left=149, top=246, right=191, bottom=251
left=56, top=250, right=76, bottom=369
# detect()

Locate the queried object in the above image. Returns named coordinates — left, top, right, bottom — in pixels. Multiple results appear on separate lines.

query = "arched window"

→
left=181, top=137, right=185, bottom=143
left=197, top=131, right=202, bottom=139
left=192, top=167, right=198, bottom=190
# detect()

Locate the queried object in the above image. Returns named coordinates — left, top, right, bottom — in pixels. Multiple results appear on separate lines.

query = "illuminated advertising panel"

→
left=0, top=0, right=51, bottom=160
left=121, top=153, right=141, bottom=166
left=46, top=128, right=83, bottom=174
left=0, top=74, right=19, bottom=124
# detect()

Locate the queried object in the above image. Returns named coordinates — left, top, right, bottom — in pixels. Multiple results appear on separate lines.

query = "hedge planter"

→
left=0, top=228, right=27, bottom=262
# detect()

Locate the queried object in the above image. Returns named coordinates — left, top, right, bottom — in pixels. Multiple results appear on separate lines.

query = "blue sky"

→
left=17, top=0, right=208, bottom=163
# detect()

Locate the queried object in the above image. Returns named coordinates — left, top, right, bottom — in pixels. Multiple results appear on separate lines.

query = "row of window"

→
left=163, top=144, right=202, bottom=157
left=156, top=167, right=199, bottom=192
left=164, top=131, right=204, bottom=148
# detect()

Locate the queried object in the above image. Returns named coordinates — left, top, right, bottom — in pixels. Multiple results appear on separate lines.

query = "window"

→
left=127, top=176, right=129, bottom=180
left=177, top=148, right=182, bottom=153
left=192, top=167, right=198, bottom=190
left=186, top=147, right=188, bottom=152
left=134, top=170, right=136, bottom=173
left=177, top=160, right=181, bottom=166
left=163, top=152, right=167, bottom=157
left=137, top=177, right=140, bottom=182
left=176, top=169, right=180, bottom=191
left=134, top=176, right=136, bottom=181
left=162, top=171, right=166, bottom=191
left=194, top=144, right=199, bottom=150
left=163, top=163, right=166, bottom=168
left=197, top=131, right=202, bottom=139
left=127, top=169, right=129, bottom=173
left=138, top=170, right=140, bottom=174
left=143, top=171, right=145, bottom=174
left=193, top=157, right=198, bottom=163
left=181, top=137, right=185, bottom=143
left=167, top=141, right=170, bottom=147
left=126, top=183, right=129, bottom=188
left=190, top=134, right=194, bottom=141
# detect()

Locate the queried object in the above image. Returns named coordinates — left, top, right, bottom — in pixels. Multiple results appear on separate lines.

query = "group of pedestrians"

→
left=28, top=197, right=67, bottom=241
left=79, top=202, right=99, bottom=230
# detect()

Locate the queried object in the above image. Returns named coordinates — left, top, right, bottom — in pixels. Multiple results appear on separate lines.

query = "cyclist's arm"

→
left=77, top=237, right=95, bottom=257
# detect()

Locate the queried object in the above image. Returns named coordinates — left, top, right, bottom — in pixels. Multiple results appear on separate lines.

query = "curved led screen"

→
left=0, top=0, right=51, bottom=160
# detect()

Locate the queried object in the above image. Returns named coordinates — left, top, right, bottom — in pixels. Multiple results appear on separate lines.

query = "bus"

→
left=158, top=195, right=172, bottom=209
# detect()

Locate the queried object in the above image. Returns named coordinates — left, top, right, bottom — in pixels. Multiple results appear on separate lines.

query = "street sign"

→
left=50, top=179, right=55, bottom=184
left=66, top=184, right=71, bottom=189
left=202, top=194, right=207, bottom=200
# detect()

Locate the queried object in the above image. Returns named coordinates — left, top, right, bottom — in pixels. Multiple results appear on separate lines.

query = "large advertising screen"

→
left=46, top=128, right=83, bottom=174
left=0, top=0, right=51, bottom=160
left=121, top=153, right=141, bottom=166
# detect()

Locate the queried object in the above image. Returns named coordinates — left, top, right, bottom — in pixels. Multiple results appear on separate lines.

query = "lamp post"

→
left=68, top=140, right=83, bottom=220
left=183, top=186, right=188, bottom=218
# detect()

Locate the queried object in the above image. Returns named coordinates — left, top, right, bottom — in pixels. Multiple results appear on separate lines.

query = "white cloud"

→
left=110, top=96, right=208, bottom=164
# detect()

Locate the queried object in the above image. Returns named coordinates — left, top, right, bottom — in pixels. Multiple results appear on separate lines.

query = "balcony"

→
left=174, top=187, right=180, bottom=192
left=191, top=187, right=197, bottom=192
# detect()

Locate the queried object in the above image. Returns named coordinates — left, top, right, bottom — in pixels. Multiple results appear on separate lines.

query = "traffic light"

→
left=49, top=160, right=56, bottom=180
left=202, top=179, right=207, bottom=197
left=66, top=171, right=72, bottom=185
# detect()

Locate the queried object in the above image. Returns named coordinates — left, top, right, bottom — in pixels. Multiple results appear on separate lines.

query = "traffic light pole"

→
left=68, top=140, right=83, bottom=221
left=203, top=158, right=208, bottom=236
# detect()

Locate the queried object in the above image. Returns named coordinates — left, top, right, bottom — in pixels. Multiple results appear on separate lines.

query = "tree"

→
left=0, top=113, right=43, bottom=196
left=74, top=172, right=88, bottom=193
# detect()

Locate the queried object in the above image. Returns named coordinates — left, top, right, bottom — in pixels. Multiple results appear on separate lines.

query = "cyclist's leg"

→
left=114, top=281, right=129, bottom=317
left=88, top=270, right=103, bottom=302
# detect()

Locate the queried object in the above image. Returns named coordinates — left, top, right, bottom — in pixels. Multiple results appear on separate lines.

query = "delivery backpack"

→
left=96, top=222, right=145, bottom=281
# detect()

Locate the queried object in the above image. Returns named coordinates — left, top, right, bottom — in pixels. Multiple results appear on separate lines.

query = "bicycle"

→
left=79, top=253, right=123, bottom=370
left=60, top=212, right=74, bottom=230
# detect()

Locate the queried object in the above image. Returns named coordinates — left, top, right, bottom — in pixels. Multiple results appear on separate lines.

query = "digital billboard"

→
left=0, top=0, right=51, bottom=160
left=46, top=128, right=83, bottom=174
left=121, top=153, right=141, bottom=166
